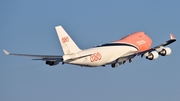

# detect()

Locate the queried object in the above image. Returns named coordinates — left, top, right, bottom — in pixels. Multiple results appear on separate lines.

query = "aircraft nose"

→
left=146, top=34, right=152, bottom=48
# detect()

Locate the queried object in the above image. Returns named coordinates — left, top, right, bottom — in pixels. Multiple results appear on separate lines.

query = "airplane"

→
left=3, top=26, right=176, bottom=68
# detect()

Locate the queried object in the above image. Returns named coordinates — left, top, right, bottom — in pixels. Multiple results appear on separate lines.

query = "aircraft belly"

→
left=106, top=46, right=137, bottom=64
left=65, top=46, right=137, bottom=67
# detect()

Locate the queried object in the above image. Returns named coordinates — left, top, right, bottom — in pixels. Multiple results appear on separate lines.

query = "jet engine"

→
left=158, top=47, right=171, bottom=56
left=46, top=61, right=59, bottom=66
left=146, top=51, right=159, bottom=60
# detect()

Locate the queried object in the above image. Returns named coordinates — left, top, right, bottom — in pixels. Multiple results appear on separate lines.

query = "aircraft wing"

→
left=3, top=50, right=63, bottom=61
left=137, top=34, right=176, bottom=57
left=116, top=34, right=176, bottom=64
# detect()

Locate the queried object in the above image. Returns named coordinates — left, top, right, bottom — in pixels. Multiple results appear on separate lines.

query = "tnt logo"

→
left=62, top=37, right=69, bottom=43
left=90, top=52, right=102, bottom=62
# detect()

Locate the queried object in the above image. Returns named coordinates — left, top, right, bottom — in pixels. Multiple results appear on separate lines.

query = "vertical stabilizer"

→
left=55, top=26, right=81, bottom=54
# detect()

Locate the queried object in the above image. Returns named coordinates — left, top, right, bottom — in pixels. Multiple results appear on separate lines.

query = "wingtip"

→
left=170, top=34, right=176, bottom=40
left=3, top=50, right=10, bottom=55
left=55, top=25, right=62, bottom=28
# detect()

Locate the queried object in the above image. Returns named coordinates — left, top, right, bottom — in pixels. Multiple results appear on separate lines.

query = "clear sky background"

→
left=1, top=0, right=180, bottom=101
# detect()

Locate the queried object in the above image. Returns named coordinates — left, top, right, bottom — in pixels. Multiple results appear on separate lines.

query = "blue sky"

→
left=1, top=0, right=180, bottom=101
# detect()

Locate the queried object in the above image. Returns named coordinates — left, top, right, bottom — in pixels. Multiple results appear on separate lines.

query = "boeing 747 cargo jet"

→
left=3, top=26, right=176, bottom=68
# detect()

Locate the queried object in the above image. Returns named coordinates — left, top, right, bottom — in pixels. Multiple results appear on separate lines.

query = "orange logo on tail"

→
left=90, top=52, right=102, bottom=62
left=62, top=37, right=69, bottom=43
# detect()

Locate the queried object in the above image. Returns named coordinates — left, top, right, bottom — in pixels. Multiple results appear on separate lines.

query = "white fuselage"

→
left=63, top=45, right=138, bottom=67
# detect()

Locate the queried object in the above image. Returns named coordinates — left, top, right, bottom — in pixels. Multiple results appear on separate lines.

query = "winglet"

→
left=3, top=50, right=10, bottom=55
left=170, top=34, right=175, bottom=40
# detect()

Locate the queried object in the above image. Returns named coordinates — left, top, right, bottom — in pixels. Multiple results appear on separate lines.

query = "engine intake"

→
left=159, top=47, right=171, bottom=56
left=46, top=61, right=59, bottom=66
left=146, top=51, right=159, bottom=60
